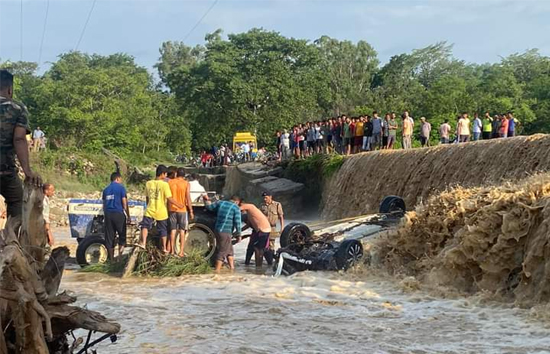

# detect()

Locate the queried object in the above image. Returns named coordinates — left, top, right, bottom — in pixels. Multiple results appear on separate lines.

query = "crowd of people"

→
left=102, top=164, right=284, bottom=273
left=274, top=111, right=520, bottom=158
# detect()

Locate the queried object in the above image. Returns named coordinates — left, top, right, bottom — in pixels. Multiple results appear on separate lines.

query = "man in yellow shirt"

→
left=139, top=165, right=185, bottom=252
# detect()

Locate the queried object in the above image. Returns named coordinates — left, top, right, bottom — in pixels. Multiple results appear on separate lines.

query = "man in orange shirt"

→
left=168, top=168, right=194, bottom=257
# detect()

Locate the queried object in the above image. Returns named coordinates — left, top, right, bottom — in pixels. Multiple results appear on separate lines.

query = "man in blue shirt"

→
left=102, top=172, right=130, bottom=261
left=204, top=194, right=242, bottom=272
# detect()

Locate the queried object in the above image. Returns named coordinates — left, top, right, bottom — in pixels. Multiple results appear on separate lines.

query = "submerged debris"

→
left=373, top=172, right=550, bottom=307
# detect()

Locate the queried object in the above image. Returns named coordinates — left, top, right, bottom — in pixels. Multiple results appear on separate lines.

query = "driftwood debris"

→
left=0, top=186, right=120, bottom=354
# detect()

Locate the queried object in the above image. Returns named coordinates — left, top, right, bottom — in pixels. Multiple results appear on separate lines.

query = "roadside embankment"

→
left=322, top=134, right=550, bottom=220
left=370, top=173, right=550, bottom=306
left=224, top=163, right=306, bottom=215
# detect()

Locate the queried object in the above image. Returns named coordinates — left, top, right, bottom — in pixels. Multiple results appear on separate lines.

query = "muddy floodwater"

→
left=61, top=243, right=550, bottom=354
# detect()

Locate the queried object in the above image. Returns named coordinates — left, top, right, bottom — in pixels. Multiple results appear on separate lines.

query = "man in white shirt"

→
left=42, top=183, right=55, bottom=246
left=457, top=112, right=471, bottom=143
left=242, top=142, right=251, bottom=162
left=188, top=174, right=207, bottom=203
left=281, top=130, right=291, bottom=160
left=472, top=113, right=482, bottom=141
left=32, top=127, right=45, bottom=152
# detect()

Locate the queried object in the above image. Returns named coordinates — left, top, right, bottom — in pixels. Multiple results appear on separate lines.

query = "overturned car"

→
left=273, top=196, right=406, bottom=276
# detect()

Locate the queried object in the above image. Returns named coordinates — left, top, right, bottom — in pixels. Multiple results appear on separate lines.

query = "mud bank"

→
left=371, top=173, right=550, bottom=306
left=322, top=134, right=550, bottom=220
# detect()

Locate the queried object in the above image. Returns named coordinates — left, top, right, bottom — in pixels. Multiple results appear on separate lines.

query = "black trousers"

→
left=245, top=233, right=274, bottom=266
left=104, top=212, right=127, bottom=249
left=0, top=172, right=23, bottom=218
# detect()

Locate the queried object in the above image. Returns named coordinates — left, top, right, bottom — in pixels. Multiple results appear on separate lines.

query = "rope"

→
left=19, top=0, right=23, bottom=60
left=183, top=0, right=219, bottom=42
left=75, top=0, right=98, bottom=51
left=38, top=0, right=51, bottom=66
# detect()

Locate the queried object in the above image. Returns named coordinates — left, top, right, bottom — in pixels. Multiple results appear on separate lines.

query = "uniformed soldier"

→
left=0, top=69, right=41, bottom=218
left=260, top=192, right=284, bottom=251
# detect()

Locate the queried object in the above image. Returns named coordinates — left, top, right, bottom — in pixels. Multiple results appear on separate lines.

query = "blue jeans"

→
left=473, top=132, right=481, bottom=141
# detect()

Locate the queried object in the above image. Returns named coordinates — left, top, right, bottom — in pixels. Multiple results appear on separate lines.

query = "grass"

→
left=283, top=153, right=346, bottom=209
left=133, top=246, right=212, bottom=277
left=80, top=246, right=212, bottom=277
left=80, top=257, right=128, bottom=274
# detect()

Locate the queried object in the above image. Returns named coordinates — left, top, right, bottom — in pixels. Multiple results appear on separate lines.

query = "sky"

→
left=1, top=0, right=549, bottom=75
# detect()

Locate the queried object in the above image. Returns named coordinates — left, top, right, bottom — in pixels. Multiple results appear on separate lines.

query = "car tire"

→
left=280, top=223, right=312, bottom=248
left=335, top=239, right=363, bottom=270
left=76, top=235, right=108, bottom=267
left=379, top=195, right=406, bottom=214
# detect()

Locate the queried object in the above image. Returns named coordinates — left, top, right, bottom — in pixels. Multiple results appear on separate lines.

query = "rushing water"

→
left=61, top=241, right=550, bottom=354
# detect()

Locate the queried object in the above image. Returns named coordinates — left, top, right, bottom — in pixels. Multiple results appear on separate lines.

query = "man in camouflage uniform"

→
left=0, top=69, right=41, bottom=218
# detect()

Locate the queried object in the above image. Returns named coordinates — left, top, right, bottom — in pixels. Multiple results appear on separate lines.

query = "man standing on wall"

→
left=260, top=192, right=284, bottom=261
left=482, top=112, right=493, bottom=140
left=402, top=113, right=413, bottom=149
left=102, top=173, right=130, bottom=260
left=457, top=112, right=471, bottom=143
left=439, top=119, right=452, bottom=144
left=0, top=70, right=42, bottom=220
left=472, top=113, right=482, bottom=141
left=371, top=112, right=383, bottom=151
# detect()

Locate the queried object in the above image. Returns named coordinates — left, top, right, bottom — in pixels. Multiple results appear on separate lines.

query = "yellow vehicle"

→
left=232, top=131, right=257, bottom=152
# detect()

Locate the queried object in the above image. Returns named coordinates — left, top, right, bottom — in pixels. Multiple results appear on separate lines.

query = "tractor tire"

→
left=76, top=235, right=108, bottom=267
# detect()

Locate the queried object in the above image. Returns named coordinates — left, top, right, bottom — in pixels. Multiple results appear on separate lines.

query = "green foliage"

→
left=134, top=246, right=211, bottom=277
left=80, top=258, right=128, bottom=274
left=284, top=153, right=346, bottom=206
left=3, top=34, right=550, bottom=159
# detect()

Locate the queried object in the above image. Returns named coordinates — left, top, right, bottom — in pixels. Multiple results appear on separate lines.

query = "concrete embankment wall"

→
left=322, top=134, right=550, bottom=220
left=223, top=163, right=305, bottom=215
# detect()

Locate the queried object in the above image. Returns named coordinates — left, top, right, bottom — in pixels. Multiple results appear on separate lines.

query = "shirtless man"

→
left=240, top=202, right=273, bottom=267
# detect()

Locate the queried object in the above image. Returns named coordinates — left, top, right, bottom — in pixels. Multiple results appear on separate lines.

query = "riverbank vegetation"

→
left=284, top=153, right=345, bottom=206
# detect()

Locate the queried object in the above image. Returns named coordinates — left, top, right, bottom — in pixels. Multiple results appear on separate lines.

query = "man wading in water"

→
left=204, top=195, right=242, bottom=272
left=260, top=192, right=284, bottom=261
left=102, top=172, right=130, bottom=260
left=241, top=201, right=273, bottom=267
left=0, top=69, right=41, bottom=219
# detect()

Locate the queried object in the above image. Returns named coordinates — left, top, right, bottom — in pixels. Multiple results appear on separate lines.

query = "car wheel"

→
left=335, top=240, right=364, bottom=270
left=76, top=235, right=108, bottom=267
left=379, top=195, right=406, bottom=214
left=280, top=223, right=312, bottom=248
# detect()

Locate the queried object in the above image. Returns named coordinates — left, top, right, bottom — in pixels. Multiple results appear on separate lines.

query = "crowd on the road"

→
left=193, top=143, right=274, bottom=168
left=274, top=111, right=521, bottom=158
